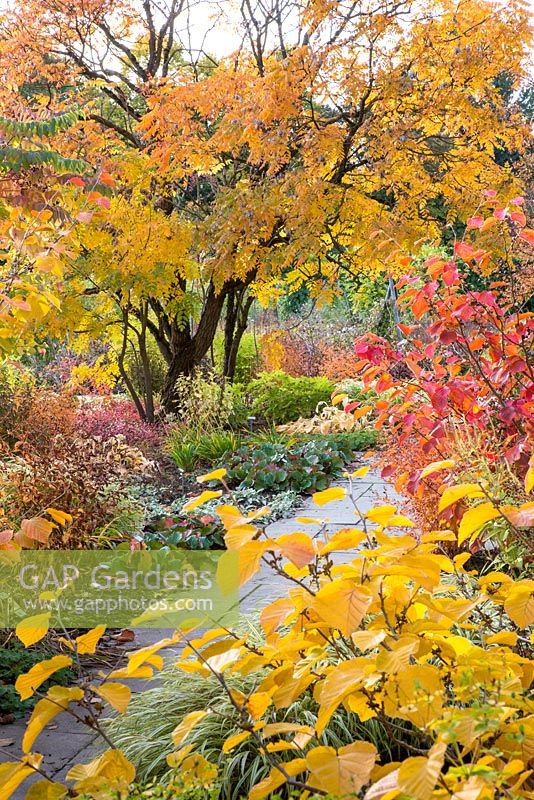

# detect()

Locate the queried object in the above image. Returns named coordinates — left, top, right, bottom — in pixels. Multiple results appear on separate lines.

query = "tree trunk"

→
left=224, top=293, right=255, bottom=382
left=159, top=281, right=227, bottom=414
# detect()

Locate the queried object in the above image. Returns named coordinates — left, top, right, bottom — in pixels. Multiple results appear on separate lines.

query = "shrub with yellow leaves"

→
left=6, top=477, right=534, bottom=799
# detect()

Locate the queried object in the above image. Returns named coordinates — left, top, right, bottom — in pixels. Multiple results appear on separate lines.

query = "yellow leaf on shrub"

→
left=45, top=508, right=73, bottom=526
left=23, top=686, right=84, bottom=752
left=25, top=780, right=67, bottom=800
left=247, top=691, right=272, bottom=719
left=224, top=525, right=258, bottom=550
left=66, top=750, right=135, bottom=793
left=366, top=505, right=397, bottom=525
left=313, top=580, right=372, bottom=635
left=0, top=761, right=42, bottom=800
left=420, top=460, right=455, bottom=479
left=249, top=758, right=307, bottom=800
left=486, top=631, right=518, bottom=646
left=182, top=490, right=222, bottom=512
left=306, top=742, right=377, bottom=795
left=172, top=710, right=209, bottom=746
left=319, top=528, right=367, bottom=555
left=15, top=654, right=72, bottom=700
left=438, top=483, right=485, bottom=513
left=458, top=502, right=502, bottom=545
left=126, top=631, right=182, bottom=674
left=260, top=598, right=294, bottom=637
left=332, top=393, right=348, bottom=406
left=93, top=682, right=131, bottom=713
left=166, top=744, right=194, bottom=767
left=397, top=741, right=446, bottom=800
left=313, top=487, right=347, bottom=506
left=15, top=613, right=50, bottom=647
left=20, top=516, right=55, bottom=544
left=276, top=532, right=316, bottom=568
left=197, top=468, right=227, bottom=484
left=73, top=625, right=107, bottom=655
left=223, top=731, right=251, bottom=753
left=262, top=723, right=315, bottom=738
left=179, top=753, right=218, bottom=787
left=504, top=581, right=534, bottom=628
left=375, top=636, right=419, bottom=673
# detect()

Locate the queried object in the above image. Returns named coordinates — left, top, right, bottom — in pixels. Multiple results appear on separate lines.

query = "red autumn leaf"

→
left=510, top=210, right=526, bottom=226
left=519, top=228, right=534, bottom=246
left=454, top=241, right=475, bottom=260
left=466, top=216, right=483, bottom=228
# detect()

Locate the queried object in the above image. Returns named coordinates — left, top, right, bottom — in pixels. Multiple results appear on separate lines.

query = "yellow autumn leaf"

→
left=45, top=507, right=73, bottom=525
left=319, top=528, right=367, bottom=555
left=0, top=761, right=41, bottom=800
left=172, top=710, right=210, bottom=746
left=197, top=468, right=227, bottom=484
left=351, top=465, right=370, bottom=478
left=166, top=744, right=195, bottom=768
left=182, top=490, right=222, bottom=511
left=397, top=741, right=446, bottom=800
left=504, top=581, right=534, bottom=628
left=276, top=532, right=316, bottom=568
left=15, top=613, right=50, bottom=647
left=375, top=636, right=419, bottom=673
left=438, top=483, right=485, bottom=513
left=313, top=580, right=372, bottom=635
left=262, top=722, right=315, bottom=738
left=313, top=487, right=347, bottom=506
left=224, top=524, right=258, bottom=550
left=486, top=631, right=518, bottom=646
left=247, top=691, right=272, bottom=719
left=93, top=682, right=131, bottom=714
left=366, top=505, right=397, bottom=525
left=23, top=686, right=84, bottom=752
left=249, top=758, right=307, bottom=800
left=66, top=750, right=135, bottom=794
left=25, top=780, right=68, bottom=800
left=223, top=731, right=252, bottom=753
left=15, top=654, right=72, bottom=701
left=73, top=625, right=107, bottom=655
left=458, top=502, right=502, bottom=545
left=306, top=741, right=377, bottom=795
left=420, top=459, right=456, bottom=479
left=332, top=393, right=348, bottom=405
left=179, top=754, right=218, bottom=787
left=127, top=631, right=183, bottom=674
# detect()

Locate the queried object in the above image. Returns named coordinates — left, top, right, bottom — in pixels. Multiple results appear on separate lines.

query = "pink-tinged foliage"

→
left=75, top=399, right=164, bottom=450
left=350, top=196, right=534, bottom=539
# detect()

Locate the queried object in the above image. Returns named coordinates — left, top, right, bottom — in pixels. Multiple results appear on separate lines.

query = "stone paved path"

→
left=1, top=466, right=404, bottom=798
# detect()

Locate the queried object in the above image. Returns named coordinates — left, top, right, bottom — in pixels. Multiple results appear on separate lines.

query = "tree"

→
left=0, top=0, right=531, bottom=415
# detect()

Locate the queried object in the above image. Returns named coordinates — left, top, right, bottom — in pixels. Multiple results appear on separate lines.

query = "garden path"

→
left=1, top=466, right=405, bottom=798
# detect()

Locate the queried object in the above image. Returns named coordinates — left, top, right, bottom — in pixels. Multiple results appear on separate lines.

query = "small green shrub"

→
left=195, top=430, right=241, bottom=463
left=222, top=439, right=349, bottom=493
left=299, top=429, right=378, bottom=454
left=0, top=639, right=74, bottom=717
left=167, top=435, right=200, bottom=472
left=143, top=512, right=225, bottom=550
left=248, top=371, right=335, bottom=424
